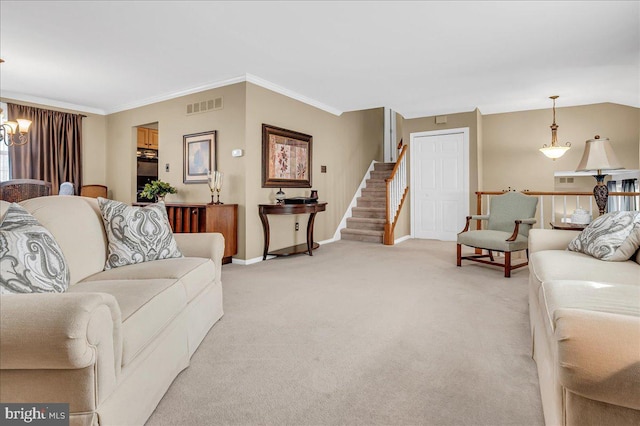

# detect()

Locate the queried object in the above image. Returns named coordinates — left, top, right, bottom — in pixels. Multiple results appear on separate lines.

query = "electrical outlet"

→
left=295, top=222, right=299, bottom=231
left=321, top=165, right=327, bottom=173
left=165, top=163, right=170, bottom=172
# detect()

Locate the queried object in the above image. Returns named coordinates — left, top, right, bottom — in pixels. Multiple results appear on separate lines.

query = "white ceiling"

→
left=1, top=1, right=638, bottom=118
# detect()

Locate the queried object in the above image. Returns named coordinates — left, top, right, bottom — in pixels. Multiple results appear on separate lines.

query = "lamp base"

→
left=593, top=174, right=608, bottom=216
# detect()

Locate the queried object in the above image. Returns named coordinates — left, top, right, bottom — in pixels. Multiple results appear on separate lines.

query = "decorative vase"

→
left=157, top=195, right=166, bottom=203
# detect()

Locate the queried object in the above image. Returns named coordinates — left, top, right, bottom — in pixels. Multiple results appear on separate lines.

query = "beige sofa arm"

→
left=174, top=232, right=225, bottom=283
left=0, top=292, right=122, bottom=372
left=554, top=308, right=640, bottom=410
left=528, top=229, right=581, bottom=253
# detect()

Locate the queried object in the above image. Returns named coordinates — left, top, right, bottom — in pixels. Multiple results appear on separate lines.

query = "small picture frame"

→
left=262, top=124, right=312, bottom=188
left=183, top=131, right=216, bottom=184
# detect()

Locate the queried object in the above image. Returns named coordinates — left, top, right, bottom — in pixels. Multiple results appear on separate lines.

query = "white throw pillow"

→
left=568, top=211, right=640, bottom=261
left=0, top=203, right=70, bottom=294
left=98, top=198, right=182, bottom=270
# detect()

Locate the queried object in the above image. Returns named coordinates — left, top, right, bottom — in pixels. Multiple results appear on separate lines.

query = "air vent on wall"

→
left=186, top=97, right=223, bottom=115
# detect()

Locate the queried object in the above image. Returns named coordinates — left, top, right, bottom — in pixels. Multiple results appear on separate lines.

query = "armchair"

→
left=0, top=179, right=52, bottom=203
left=457, top=191, right=538, bottom=277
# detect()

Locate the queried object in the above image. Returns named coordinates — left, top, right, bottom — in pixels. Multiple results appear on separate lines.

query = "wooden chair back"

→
left=80, top=184, right=108, bottom=198
left=0, top=179, right=52, bottom=203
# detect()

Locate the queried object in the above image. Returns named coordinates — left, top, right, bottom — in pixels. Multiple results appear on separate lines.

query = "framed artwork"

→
left=262, top=124, right=312, bottom=188
left=183, top=130, right=216, bottom=184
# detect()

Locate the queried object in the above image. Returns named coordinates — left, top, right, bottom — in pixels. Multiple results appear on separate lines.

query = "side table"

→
left=259, top=202, right=327, bottom=260
left=549, top=222, right=587, bottom=231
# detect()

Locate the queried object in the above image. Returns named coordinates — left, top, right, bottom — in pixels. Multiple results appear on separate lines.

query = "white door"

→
left=411, top=129, right=469, bottom=241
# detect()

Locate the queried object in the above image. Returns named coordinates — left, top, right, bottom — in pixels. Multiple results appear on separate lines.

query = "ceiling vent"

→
left=186, top=97, right=223, bottom=115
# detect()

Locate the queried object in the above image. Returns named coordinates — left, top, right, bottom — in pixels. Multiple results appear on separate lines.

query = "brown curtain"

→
left=8, top=103, right=83, bottom=194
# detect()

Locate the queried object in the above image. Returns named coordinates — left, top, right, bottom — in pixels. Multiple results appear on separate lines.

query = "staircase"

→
left=340, top=162, right=395, bottom=243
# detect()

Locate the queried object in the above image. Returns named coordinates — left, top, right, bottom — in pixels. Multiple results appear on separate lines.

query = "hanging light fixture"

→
left=0, top=108, right=32, bottom=147
left=539, top=95, right=571, bottom=160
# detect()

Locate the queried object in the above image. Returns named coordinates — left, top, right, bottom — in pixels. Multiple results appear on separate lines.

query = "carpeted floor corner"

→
left=147, top=239, right=544, bottom=426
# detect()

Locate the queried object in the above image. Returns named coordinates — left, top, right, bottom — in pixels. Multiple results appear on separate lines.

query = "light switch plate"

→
left=232, top=149, right=244, bottom=157
left=165, top=163, right=170, bottom=172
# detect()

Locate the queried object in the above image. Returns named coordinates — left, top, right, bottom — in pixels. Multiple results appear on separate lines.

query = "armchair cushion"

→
left=486, top=192, right=538, bottom=236
left=457, top=230, right=529, bottom=252
left=0, top=204, right=70, bottom=294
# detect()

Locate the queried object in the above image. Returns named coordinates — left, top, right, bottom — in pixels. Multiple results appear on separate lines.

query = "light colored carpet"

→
left=147, top=239, right=544, bottom=426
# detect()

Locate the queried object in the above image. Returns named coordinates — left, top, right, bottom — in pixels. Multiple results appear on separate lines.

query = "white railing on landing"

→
left=384, top=145, right=409, bottom=244
left=476, top=190, right=640, bottom=229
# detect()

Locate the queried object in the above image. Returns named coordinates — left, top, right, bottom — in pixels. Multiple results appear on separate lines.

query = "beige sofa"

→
left=528, top=229, right=640, bottom=426
left=0, top=196, right=224, bottom=425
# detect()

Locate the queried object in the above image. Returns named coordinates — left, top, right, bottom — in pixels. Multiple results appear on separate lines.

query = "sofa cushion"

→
left=8, top=196, right=108, bottom=286
left=568, top=211, right=640, bottom=261
left=530, top=250, right=640, bottom=296
left=81, top=257, right=215, bottom=302
left=69, top=278, right=186, bottom=366
left=541, top=280, right=640, bottom=331
left=97, top=198, right=182, bottom=270
left=0, top=203, right=70, bottom=294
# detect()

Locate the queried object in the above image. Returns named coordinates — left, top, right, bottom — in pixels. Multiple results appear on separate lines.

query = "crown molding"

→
left=245, top=74, right=342, bottom=116
left=104, top=75, right=247, bottom=114
left=0, top=91, right=106, bottom=115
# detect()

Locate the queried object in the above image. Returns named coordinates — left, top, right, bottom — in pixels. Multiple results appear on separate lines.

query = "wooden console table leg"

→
left=306, top=212, right=317, bottom=255
left=259, top=209, right=270, bottom=260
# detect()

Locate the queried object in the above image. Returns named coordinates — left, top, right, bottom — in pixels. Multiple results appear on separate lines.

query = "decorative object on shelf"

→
left=576, top=135, right=624, bottom=216
left=139, top=179, right=177, bottom=203
left=207, top=169, right=224, bottom=204
left=262, top=124, right=312, bottom=188
left=539, top=95, right=571, bottom=160
left=275, top=188, right=286, bottom=204
left=0, top=107, right=32, bottom=147
left=310, top=189, right=318, bottom=200
left=183, top=130, right=216, bottom=184
left=570, top=208, right=592, bottom=225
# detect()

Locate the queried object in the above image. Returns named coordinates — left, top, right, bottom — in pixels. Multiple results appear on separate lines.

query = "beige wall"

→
left=482, top=103, right=639, bottom=193
left=244, top=83, right=383, bottom=260
left=103, top=82, right=383, bottom=260
left=1, top=97, right=107, bottom=187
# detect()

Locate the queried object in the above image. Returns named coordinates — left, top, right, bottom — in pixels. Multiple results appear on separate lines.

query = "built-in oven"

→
left=136, top=157, right=158, bottom=202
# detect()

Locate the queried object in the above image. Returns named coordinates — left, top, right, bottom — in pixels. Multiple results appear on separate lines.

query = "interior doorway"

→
left=135, top=122, right=159, bottom=202
left=410, top=128, right=469, bottom=241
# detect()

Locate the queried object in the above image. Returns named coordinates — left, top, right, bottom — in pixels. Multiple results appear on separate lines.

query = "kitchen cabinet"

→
left=137, top=127, right=159, bottom=150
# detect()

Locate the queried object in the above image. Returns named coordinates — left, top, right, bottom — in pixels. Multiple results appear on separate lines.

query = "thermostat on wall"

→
left=232, top=149, right=244, bottom=157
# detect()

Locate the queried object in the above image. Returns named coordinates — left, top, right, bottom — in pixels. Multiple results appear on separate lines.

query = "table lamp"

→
left=575, top=135, right=623, bottom=216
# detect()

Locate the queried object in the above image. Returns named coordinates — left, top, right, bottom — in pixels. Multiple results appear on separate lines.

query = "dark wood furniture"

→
left=0, top=179, right=52, bottom=203
left=549, top=222, right=587, bottom=231
left=80, top=184, right=108, bottom=198
left=259, top=202, right=327, bottom=260
left=135, top=202, right=238, bottom=264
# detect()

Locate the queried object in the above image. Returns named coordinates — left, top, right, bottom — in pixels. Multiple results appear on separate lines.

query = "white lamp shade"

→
left=16, top=118, right=32, bottom=133
left=575, top=136, right=623, bottom=172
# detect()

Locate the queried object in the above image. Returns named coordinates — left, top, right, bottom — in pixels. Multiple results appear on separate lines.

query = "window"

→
left=0, top=102, right=10, bottom=181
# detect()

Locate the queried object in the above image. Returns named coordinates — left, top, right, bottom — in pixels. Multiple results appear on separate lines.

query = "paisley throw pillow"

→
left=568, top=211, right=640, bottom=261
left=0, top=203, right=70, bottom=294
left=98, top=198, right=182, bottom=270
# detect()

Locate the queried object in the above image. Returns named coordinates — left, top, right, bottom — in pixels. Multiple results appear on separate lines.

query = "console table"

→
left=258, top=202, right=327, bottom=260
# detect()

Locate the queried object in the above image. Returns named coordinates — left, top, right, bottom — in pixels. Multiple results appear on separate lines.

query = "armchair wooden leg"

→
left=526, top=249, right=530, bottom=260
left=457, top=244, right=462, bottom=266
left=488, top=250, right=494, bottom=261
left=504, top=252, right=511, bottom=278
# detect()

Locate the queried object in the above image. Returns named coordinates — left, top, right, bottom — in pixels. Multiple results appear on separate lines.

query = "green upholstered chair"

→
left=457, top=191, right=538, bottom=277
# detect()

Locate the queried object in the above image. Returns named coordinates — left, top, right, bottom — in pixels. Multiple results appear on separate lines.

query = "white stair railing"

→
left=384, top=145, right=409, bottom=245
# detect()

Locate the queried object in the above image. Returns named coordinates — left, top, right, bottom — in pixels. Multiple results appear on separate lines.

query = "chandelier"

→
left=539, top=95, right=571, bottom=160
left=0, top=108, right=32, bottom=147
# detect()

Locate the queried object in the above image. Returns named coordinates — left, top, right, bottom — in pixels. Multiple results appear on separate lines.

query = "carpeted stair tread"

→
left=346, top=217, right=386, bottom=231
left=340, top=228, right=384, bottom=243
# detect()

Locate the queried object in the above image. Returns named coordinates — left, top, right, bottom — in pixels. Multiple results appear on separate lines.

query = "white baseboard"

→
left=394, top=235, right=412, bottom=245
left=232, top=239, right=337, bottom=265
